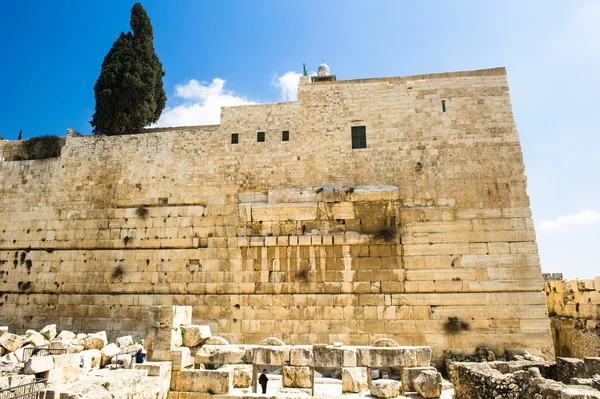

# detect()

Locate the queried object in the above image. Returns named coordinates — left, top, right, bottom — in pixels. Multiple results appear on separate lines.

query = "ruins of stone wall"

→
left=545, top=278, right=600, bottom=358
left=0, top=67, right=553, bottom=362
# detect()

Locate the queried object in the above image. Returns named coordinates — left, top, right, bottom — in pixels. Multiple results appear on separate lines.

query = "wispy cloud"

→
left=538, top=209, right=600, bottom=232
left=273, top=71, right=302, bottom=101
left=155, top=78, right=255, bottom=127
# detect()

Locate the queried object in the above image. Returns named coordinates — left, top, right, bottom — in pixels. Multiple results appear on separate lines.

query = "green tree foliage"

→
left=18, top=129, right=22, bottom=140
left=90, top=3, right=166, bottom=135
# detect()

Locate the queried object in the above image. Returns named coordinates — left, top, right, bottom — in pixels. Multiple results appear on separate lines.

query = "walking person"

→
left=259, top=368, right=269, bottom=394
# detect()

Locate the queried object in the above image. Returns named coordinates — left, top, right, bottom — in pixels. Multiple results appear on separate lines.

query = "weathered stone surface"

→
left=150, top=306, right=192, bottom=329
left=259, top=337, right=285, bottom=346
left=557, top=357, right=586, bottom=383
left=100, top=343, right=121, bottom=367
left=290, top=345, right=314, bottom=366
left=47, top=354, right=81, bottom=386
left=195, top=345, right=246, bottom=365
left=39, top=324, right=57, bottom=340
left=415, top=346, right=433, bottom=366
left=171, top=369, right=231, bottom=394
left=171, top=347, right=193, bottom=370
left=313, top=345, right=356, bottom=367
left=251, top=345, right=290, bottom=366
left=55, top=330, right=76, bottom=342
left=0, top=333, right=25, bottom=352
left=80, top=349, right=101, bottom=369
left=50, top=340, right=84, bottom=354
left=0, top=327, right=7, bottom=337
left=401, top=366, right=436, bottom=393
left=373, top=338, right=399, bottom=347
left=231, top=364, right=252, bottom=388
left=203, top=336, right=229, bottom=345
left=342, top=367, right=368, bottom=393
left=413, top=370, right=442, bottom=399
left=358, top=347, right=417, bottom=367
left=24, top=356, right=54, bottom=374
left=25, top=330, right=46, bottom=347
left=584, top=357, right=600, bottom=378
left=283, top=365, right=312, bottom=388
left=83, top=331, right=107, bottom=350
left=370, top=379, right=400, bottom=398
left=116, top=335, right=133, bottom=348
left=181, top=325, right=211, bottom=347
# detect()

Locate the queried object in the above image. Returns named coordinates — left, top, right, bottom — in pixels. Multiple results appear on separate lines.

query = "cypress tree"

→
left=90, top=3, right=166, bottom=135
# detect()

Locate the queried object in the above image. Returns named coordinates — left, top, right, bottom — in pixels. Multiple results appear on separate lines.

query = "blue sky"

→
left=0, top=1, right=598, bottom=279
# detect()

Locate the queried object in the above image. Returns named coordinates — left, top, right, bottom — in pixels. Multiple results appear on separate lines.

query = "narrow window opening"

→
left=351, top=126, right=367, bottom=149
left=282, top=131, right=289, bottom=141
left=441, top=100, right=446, bottom=112
left=257, top=132, right=265, bottom=142
left=231, top=133, right=239, bottom=144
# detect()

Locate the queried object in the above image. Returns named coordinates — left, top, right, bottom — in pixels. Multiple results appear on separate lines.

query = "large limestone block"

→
left=557, top=357, right=586, bottom=383
left=251, top=203, right=318, bottom=221
left=313, top=345, right=356, bottom=367
left=47, top=354, right=81, bottom=386
left=150, top=306, right=192, bottom=329
left=50, top=340, right=84, bottom=354
left=172, top=369, right=231, bottom=394
left=401, top=366, right=436, bottom=393
left=251, top=345, right=290, bottom=366
left=171, top=347, right=193, bottom=370
left=0, top=333, right=25, bottom=352
left=203, top=336, right=229, bottom=345
left=40, top=324, right=57, bottom=340
left=370, top=379, right=400, bottom=398
left=80, top=349, right=101, bottom=369
left=357, top=347, right=417, bottom=367
left=342, top=367, right=368, bottom=393
left=584, top=357, right=600, bottom=378
left=55, top=330, right=76, bottom=342
left=195, top=345, right=246, bottom=365
left=116, top=335, right=133, bottom=348
left=181, top=325, right=211, bottom=347
left=413, top=370, right=442, bottom=398
left=232, top=365, right=252, bottom=388
left=24, top=356, right=55, bottom=374
left=25, top=330, right=46, bottom=347
left=415, top=346, right=433, bottom=366
left=84, top=331, right=108, bottom=350
left=283, top=366, right=312, bottom=388
left=100, top=343, right=121, bottom=367
left=146, top=327, right=182, bottom=353
left=290, top=345, right=314, bottom=366
left=0, top=326, right=7, bottom=337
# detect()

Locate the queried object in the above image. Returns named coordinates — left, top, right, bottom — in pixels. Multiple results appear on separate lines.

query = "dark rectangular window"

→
left=257, top=132, right=265, bottom=142
left=231, top=133, right=239, bottom=144
left=351, top=126, right=367, bottom=149
left=282, top=131, right=289, bottom=141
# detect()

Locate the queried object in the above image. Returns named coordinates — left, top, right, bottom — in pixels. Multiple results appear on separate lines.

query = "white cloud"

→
left=538, top=209, right=600, bottom=232
left=155, top=78, right=255, bottom=127
left=273, top=71, right=302, bottom=101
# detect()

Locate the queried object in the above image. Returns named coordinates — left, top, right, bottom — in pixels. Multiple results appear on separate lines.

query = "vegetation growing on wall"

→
left=5, top=135, right=64, bottom=161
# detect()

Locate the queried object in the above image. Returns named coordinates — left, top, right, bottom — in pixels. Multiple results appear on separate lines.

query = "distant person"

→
left=135, top=348, right=146, bottom=364
left=259, top=369, right=269, bottom=394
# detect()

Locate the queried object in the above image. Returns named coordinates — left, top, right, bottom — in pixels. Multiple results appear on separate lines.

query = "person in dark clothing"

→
left=135, top=348, right=146, bottom=364
left=258, top=369, right=268, bottom=394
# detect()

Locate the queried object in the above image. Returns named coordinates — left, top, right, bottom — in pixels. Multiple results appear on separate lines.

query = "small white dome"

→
left=317, top=61, right=330, bottom=76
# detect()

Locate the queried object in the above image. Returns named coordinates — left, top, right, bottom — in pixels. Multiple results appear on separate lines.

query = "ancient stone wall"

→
left=545, top=277, right=600, bottom=358
left=0, top=67, right=553, bottom=362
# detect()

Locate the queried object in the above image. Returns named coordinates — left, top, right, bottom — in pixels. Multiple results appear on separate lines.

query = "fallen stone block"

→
left=171, top=347, right=193, bottom=370
left=557, top=357, right=586, bottom=384
left=290, top=345, right=314, bottom=366
left=116, top=335, right=133, bottom=348
left=251, top=345, right=290, bottom=366
left=313, top=345, right=356, bottom=367
left=0, top=327, right=7, bottom=337
left=195, top=345, right=246, bottom=365
left=24, top=355, right=54, bottom=374
left=50, top=340, right=83, bottom=354
left=0, top=332, right=25, bottom=352
left=415, top=346, right=433, bottom=366
left=150, top=306, right=192, bottom=329
left=25, top=330, right=46, bottom=347
left=47, top=353, right=81, bottom=386
left=232, top=364, right=252, bottom=388
left=80, top=349, right=101, bottom=369
left=342, top=367, right=368, bottom=393
left=584, top=357, right=600, bottom=378
left=40, top=324, right=57, bottom=340
left=413, top=369, right=442, bottom=399
left=401, top=366, right=437, bottom=393
left=55, top=330, right=76, bottom=342
left=181, top=325, right=211, bottom=347
left=357, top=347, right=417, bottom=367
left=83, top=331, right=107, bottom=350
left=171, top=369, right=231, bottom=394
left=283, top=365, right=312, bottom=388
left=203, top=336, right=229, bottom=345
left=370, top=379, right=400, bottom=398
left=100, top=343, right=121, bottom=367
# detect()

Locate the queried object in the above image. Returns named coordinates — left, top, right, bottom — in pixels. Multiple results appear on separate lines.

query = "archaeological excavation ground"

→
left=1, top=67, right=599, bottom=398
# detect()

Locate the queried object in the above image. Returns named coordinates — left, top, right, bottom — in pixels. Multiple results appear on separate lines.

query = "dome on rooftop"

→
left=317, top=61, right=330, bottom=77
